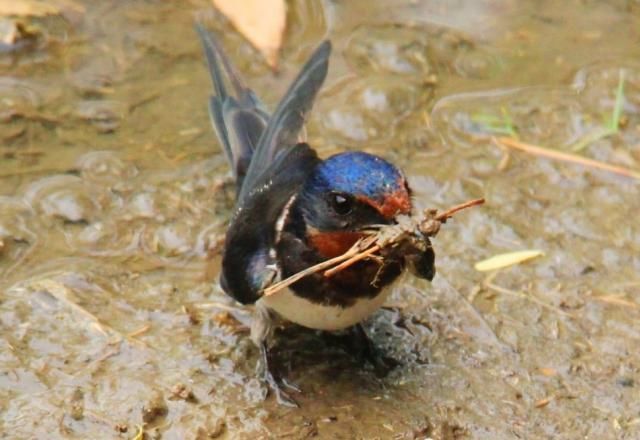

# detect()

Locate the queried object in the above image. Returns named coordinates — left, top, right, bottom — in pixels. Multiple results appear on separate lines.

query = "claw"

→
left=351, top=323, right=399, bottom=377
left=259, top=343, right=300, bottom=407
left=281, top=377, right=302, bottom=393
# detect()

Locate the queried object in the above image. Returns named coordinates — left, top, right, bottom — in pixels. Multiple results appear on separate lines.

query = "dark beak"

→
left=404, top=242, right=436, bottom=281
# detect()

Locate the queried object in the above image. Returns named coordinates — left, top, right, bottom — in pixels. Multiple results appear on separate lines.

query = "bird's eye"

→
left=330, top=192, right=353, bottom=215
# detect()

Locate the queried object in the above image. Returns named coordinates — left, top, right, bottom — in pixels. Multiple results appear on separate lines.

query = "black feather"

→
left=238, top=41, right=331, bottom=202
left=221, top=144, right=320, bottom=304
left=196, top=24, right=269, bottom=191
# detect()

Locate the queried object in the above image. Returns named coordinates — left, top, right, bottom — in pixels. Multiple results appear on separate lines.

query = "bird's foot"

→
left=350, top=323, right=399, bottom=377
left=259, top=343, right=300, bottom=407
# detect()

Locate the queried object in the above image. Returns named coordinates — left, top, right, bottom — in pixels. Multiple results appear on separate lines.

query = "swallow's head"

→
left=297, top=151, right=412, bottom=258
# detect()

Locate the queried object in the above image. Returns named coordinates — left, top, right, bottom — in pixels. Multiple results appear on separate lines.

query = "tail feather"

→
left=196, top=23, right=269, bottom=191
left=196, top=23, right=331, bottom=204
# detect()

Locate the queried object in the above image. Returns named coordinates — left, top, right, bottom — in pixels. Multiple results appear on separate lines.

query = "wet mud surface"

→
left=1, top=0, right=640, bottom=438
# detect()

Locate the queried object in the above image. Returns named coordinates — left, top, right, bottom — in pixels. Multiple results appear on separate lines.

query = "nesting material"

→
left=264, top=198, right=485, bottom=297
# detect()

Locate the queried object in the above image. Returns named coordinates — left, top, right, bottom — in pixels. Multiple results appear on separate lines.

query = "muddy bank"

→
left=1, top=1, right=639, bottom=438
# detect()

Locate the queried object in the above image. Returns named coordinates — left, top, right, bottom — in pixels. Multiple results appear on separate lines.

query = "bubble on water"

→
left=0, top=77, right=44, bottom=121
left=123, top=192, right=158, bottom=220
left=22, top=175, right=101, bottom=224
left=323, top=109, right=371, bottom=142
left=345, top=25, right=433, bottom=76
left=453, top=47, right=503, bottom=80
left=154, top=224, right=192, bottom=256
left=319, top=77, right=428, bottom=145
left=76, top=150, right=138, bottom=184
left=0, top=196, right=35, bottom=242
left=432, top=86, right=587, bottom=150
left=0, top=197, right=37, bottom=275
left=74, top=99, right=127, bottom=133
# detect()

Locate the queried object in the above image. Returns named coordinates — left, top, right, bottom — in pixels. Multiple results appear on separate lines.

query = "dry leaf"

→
left=474, top=249, right=544, bottom=272
left=212, top=0, right=286, bottom=68
left=534, top=396, right=554, bottom=408
left=538, top=367, right=558, bottom=377
left=0, top=0, right=60, bottom=17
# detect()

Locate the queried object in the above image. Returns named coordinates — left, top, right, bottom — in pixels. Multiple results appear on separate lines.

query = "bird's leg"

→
left=258, top=343, right=299, bottom=407
left=350, top=323, right=399, bottom=377
left=252, top=303, right=299, bottom=407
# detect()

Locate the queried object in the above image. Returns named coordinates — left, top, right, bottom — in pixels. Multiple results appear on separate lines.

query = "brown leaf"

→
left=534, top=396, right=554, bottom=408
left=0, top=0, right=60, bottom=17
left=538, top=367, right=558, bottom=377
left=212, top=0, right=286, bottom=68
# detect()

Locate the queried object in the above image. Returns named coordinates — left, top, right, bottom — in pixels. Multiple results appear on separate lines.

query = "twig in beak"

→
left=263, top=198, right=485, bottom=296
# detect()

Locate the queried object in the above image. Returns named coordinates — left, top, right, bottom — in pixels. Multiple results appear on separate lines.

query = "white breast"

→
left=260, top=287, right=392, bottom=331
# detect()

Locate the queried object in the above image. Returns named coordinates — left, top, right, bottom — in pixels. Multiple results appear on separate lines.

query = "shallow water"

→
left=1, top=0, right=640, bottom=438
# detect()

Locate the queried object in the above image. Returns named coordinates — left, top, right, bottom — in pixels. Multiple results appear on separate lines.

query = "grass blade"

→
left=475, top=249, right=544, bottom=272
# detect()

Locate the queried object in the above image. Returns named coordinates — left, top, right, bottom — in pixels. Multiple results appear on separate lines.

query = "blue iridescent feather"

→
left=305, top=152, right=406, bottom=203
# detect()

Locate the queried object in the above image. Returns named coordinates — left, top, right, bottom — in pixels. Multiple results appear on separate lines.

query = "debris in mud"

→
left=0, top=19, right=40, bottom=52
left=68, top=388, right=85, bottom=421
left=278, top=419, right=319, bottom=438
left=497, top=136, right=640, bottom=180
left=195, top=418, right=226, bottom=439
left=212, top=310, right=246, bottom=332
left=183, top=304, right=201, bottom=325
left=25, top=277, right=122, bottom=340
left=397, top=420, right=468, bottom=440
left=617, top=377, right=634, bottom=388
left=115, top=424, right=128, bottom=434
left=141, top=391, right=168, bottom=425
left=169, top=382, right=198, bottom=403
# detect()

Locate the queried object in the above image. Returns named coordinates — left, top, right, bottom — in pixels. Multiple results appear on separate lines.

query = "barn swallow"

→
left=196, top=25, right=436, bottom=406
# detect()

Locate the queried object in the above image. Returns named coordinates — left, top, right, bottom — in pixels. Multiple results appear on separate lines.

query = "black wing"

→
left=196, top=25, right=331, bottom=202
left=237, top=40, right=331, bottom=202
left=221, top=144, right=320, bottom=304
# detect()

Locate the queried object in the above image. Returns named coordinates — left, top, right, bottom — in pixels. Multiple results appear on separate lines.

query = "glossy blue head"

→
left=297, top=151, right=411, bottom=238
